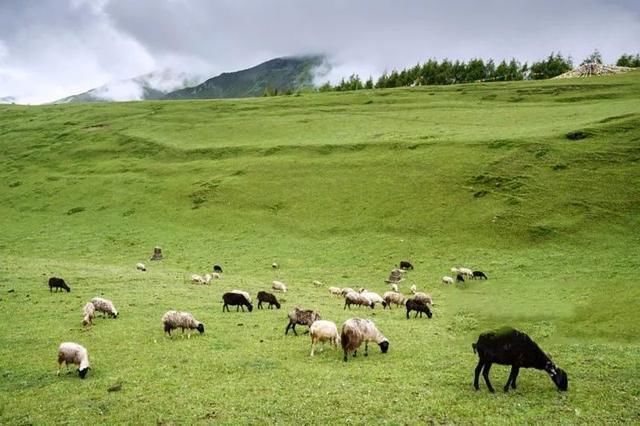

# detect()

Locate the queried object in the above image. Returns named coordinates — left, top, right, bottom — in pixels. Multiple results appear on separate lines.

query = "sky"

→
left=1, top=0, right=639, bottom=104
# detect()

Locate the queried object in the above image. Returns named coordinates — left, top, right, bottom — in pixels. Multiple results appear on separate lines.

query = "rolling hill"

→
left=0, top=72, right=639, bottom=424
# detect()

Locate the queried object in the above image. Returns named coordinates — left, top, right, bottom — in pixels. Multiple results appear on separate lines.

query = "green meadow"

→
left=0, top=72, right=639, bottom=424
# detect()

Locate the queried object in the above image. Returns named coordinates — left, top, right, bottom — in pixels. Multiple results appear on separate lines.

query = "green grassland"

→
left=1, top=72, right=639, bottom=424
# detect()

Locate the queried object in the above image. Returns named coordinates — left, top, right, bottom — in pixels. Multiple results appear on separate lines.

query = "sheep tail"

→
left=472, top=343, right=477, bottom=354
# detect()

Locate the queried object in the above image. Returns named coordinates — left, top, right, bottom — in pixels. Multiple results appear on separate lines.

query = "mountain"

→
left=54, top=69, right=202, bottom=104
left=0, top=96, right=16, bottom=104
left=164, top=55, right=326, bottom=100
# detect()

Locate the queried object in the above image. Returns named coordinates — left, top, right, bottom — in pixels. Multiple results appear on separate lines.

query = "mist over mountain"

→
left=54, top=69, right=202, bottom=103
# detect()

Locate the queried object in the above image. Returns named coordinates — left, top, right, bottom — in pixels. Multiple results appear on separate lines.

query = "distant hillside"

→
left=0, top=96, right=15, bottom=104
left=165, top=55, right=325, bottom=100
left=54, top=69, right=201, bottom=104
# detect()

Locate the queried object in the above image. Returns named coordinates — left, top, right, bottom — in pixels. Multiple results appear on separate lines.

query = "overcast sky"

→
left=1, top=0, right=639, bottom=104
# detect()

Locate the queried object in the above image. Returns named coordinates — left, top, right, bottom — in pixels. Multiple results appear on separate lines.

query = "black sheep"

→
left=472, top=271, right=488, bottom=280
left=472, top=327, right=568, bottom=393
left=213, top=264, right=223, bottom=273
left=405, top=298, right=432, bottom=319
left=399, top=260, right=414, bottom=270
left=257, top=291, right=281, bottom=309
left=222, top=292, right=253, bottom=312
left=456, top=273, right=465, bottom=283
left=48, top=277, right=70, bottom=293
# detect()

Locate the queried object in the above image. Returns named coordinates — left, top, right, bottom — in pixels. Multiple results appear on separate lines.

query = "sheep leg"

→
left=510, top=367, right=520, bottom=389
left=291, top=324, right=298, bottom=336
left=482, top=363, right=495, bottom=393
left=310, top=337, right=316, bottom=356
left=473, top=360, right=483, bottom=390
left=223, top=304, right=228, bottom=312
left=364, top=342, right=369, bottom=357
left=343, top=350, right=348, bottom=362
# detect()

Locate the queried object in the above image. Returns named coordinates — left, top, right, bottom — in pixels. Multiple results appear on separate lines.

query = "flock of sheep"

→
left=50, top=258, right=568, bottom=393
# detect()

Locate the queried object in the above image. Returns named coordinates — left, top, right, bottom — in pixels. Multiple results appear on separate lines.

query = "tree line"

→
left=317, top=51, right=640, bottom=93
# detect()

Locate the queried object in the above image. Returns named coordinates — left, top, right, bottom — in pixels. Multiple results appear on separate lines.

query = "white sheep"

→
left=340, top=318, right=389, bottom=362
left=391, top=283, right=399, bottom=292
left=328, top=286, right=342, bottom=296
left=410, top=284, right=417, bottom=293
left=82, top=302, right=95, bottom=326
left=230, top=289, right=252, bottom=303
left=191, top=274, right=206, bottom=284
left=272, top=262, right=279, bottom=269
left=162, top=310, right=204, bottom=338
left=383, top=291, right=406, bottom=309
left=360, top=290, right=386, bottom=308
left=341, top=287, right=356, bottom=296
left=203, top=273, right=212, bottom=284
left=272, top=280, right=287, bottom=292
left=211, top=272, right=221, bottom=280
left=136, top=262, right=146, bottom=272
left=442, top=276, right=454, bottom=285
left=312, top=280, right=323, bottom=287
left=309, top=320, right=340, bottom=356
left=91, top=297, right=118, bottom=318
left=459, top=267, right=474, bottom=278
left=57, top=342, right=90, bottom=378
left=451, top=267, right=460, bottom=275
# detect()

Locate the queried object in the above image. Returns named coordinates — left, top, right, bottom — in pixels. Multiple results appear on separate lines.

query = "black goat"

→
left=399, top=260, right=414, bottom=270
left=456, top=273, right=465, bottom=283
left=48, top=277, right=70, bottom=292
left=257, top=291, right=281, bottom=309
left=405, top=298, right=432, bottom=319
left=222, top=292, right=253, bottom=312
left=472, top=327, right=568, bottom=393
left=472, top=271, right=488, bottom=280
left=213, top=264, right=223, bottom=273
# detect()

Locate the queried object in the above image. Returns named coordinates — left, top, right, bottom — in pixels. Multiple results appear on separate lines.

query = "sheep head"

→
left=378, top=340, right=389, bottom=354
left=545, top=362, right=568, bottom=391
left=78, top=367, right=90, bottom=379
left=197, top=323, right=205, bottom=334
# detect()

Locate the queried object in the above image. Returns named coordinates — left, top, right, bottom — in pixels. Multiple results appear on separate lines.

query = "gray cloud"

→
left=1, top=0, right=639, bottom=103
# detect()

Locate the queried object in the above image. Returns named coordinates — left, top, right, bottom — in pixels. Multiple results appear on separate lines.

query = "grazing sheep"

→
left=312, top=280, right=323, bottom=287
left=383, top=291, right=406, bottom=309
left=211, top=272, right=221, bottom=280
left=272, top=280, right=287, bottom=292
left=343, top=291, right=374, bottom=310
left=272, top=262, right=279, bottom=269
left=406, top=298, right=433, bottom=319
left=309, top=320, right=340, bottom=356
left=213, top=264, right=223, bottom=273
left=257, top=291, right=281, bottom=309
left=399, top=260, right=414, bottom=270
left=341, top=287, right=356, bottom=296
left=191, top=274, right=206, bottom=285
left=91, top=297, right=118, bottom=318
left=451, top=267, right=460, bottom=275
left=410, top=284, right=417, bottom=293
left=411, top=289, right=433, bottom=306
left=473, top=271, right=488, bottom=280
left=340, top=318, right=389, bottom=362
left=329, top=286, right=342, bottom=296
left=385, top=268, right=404, bottom=284
left=203, top=273, right=213, bottom=284
left=136, top=262, right=146, bottom=272
left=285, top=307, right=321, bottom=335
left=82, top=302, right=95, bottom=326
left=459, top=267, right=474, bottom=278
left=360, top=291, right=387, bottom=308
left=456, top=274, right=465, bottom=283
left=472, top=327, right=568, bottom=393
left=162, top=310, right=204, bottom=337
left=57, top=342, right=90, bottom=378
left=48, top=277, right=70, bottom=293
left=390, top=283, right=399, bottom=292
left=223, top=292, right=253, bottom=312
left=442, top=276, right=454, bottom=285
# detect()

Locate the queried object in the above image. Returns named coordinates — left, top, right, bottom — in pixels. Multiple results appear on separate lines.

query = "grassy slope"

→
left=0, top=73, right=639, bottom=424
